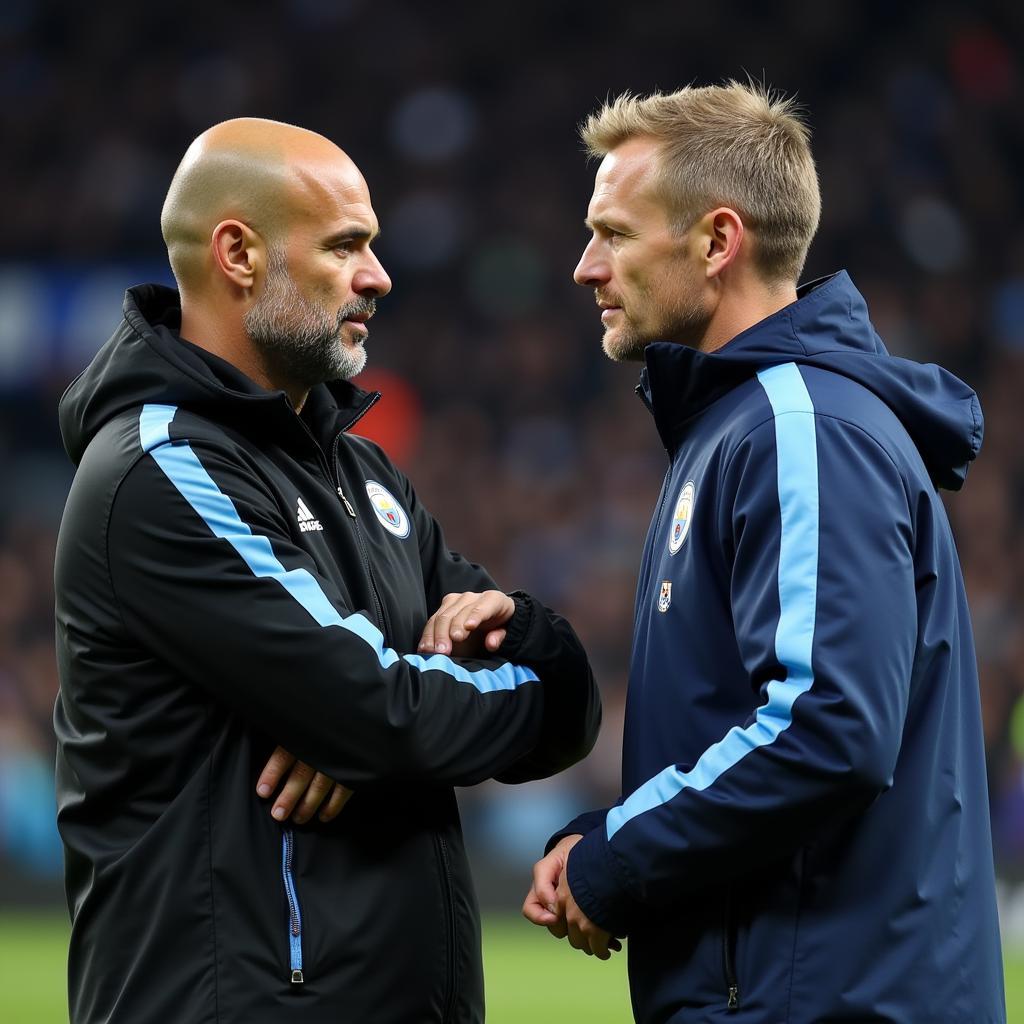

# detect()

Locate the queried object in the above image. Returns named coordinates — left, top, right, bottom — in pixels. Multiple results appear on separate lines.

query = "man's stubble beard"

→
left=600, top=271, right=711, bottom=363
left=244, top=248, right=374, bottom=388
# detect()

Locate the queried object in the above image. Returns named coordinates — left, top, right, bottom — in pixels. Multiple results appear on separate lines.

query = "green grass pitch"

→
left=0, top=913, right=1018, bottom=1022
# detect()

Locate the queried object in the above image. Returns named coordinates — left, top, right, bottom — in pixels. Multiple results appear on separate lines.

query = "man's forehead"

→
left=588, top=142, right=663, bottom=221
left=289, top=160, right=379, bottom=232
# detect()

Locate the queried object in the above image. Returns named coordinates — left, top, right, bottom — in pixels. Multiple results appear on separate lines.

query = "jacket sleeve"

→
left=106, top=434, right=548, bottom=789
left=402, top=474, right=602, bottom=783
left=493, top=591, right=602, bottom=783
left=545, top=808, right=615, bottom=854
left=567, top=399, right=917, bottom=935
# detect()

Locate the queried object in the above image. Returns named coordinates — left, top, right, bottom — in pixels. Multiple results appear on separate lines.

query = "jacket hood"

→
left=59, top=284, right=377, bottom=466
left=639, top=271, right=983, bottom=490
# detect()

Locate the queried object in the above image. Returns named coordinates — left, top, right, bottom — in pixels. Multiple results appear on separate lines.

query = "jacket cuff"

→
left=566, top=823, right=638, bottom=937
left=545, top=808, right=610, bottom=855
left=496, top=591, right=534, bottom=661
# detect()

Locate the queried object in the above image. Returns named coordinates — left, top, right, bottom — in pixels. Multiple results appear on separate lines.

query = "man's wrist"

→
left=566, top=827, right=633, bottom=937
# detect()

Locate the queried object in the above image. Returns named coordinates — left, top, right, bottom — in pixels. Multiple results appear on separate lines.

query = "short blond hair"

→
left=581, top=81, right=821, bottom=283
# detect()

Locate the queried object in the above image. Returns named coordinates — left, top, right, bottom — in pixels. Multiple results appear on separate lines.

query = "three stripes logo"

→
left=296, top=497, right=323, bottom=533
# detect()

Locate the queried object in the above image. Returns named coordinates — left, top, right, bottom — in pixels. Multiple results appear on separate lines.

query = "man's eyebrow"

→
left=584, top=216, right=627, bottom=233
left=324, top=226, right=380, bottom=245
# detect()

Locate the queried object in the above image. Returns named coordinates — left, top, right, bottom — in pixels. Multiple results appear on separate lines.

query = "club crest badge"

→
left=668, top=480, right=695, bottom=555
left=657, top=580, right=672, bottom=613
left=365, top=480, right=411, bottom=538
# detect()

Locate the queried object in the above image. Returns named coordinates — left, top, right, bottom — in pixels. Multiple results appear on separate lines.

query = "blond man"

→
left=521, top=82, right=1004, bottom=1023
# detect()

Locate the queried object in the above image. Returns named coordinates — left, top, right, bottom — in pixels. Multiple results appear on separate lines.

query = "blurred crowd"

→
left=2, top=0, right=1024, bottom=915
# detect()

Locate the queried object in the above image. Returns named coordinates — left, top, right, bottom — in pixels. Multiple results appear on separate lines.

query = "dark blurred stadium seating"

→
left=2, top=0, right=1022, bottom=928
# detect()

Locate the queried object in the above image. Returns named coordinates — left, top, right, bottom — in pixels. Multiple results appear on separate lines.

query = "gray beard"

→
left=244, top=253, right=372, bottom=388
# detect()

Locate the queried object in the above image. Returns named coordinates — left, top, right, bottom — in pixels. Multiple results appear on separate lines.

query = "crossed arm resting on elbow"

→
left=254, top=589, right=519, bottom=821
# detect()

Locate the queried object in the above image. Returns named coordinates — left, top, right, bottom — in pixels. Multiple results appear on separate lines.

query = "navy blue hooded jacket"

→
left=554, top=272, right=1004, bottom=1023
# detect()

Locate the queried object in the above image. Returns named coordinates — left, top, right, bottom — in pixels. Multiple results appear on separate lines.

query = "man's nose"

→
left=573, top=239, right=608, bottom=288
left=356, top=250, right=392, bottom=298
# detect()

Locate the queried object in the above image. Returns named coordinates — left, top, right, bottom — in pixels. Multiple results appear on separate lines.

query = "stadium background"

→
left=1, top=0, right=1023, bottom=1018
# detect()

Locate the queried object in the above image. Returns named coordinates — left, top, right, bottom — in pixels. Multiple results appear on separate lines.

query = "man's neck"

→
left=180, top=305, right=309, bottom=411
left=697, top=281, right=798, bottom=354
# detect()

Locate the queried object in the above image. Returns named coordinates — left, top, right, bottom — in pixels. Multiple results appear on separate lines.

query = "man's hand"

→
left=524, top=834, right=581, bottom=929
left=557, top=843, right=619, bottom=959
left=524, top=834, right=621, bottom=960
left=418, top=590, right=515, bottom=658
left=256, top=746, right=352, bottom=824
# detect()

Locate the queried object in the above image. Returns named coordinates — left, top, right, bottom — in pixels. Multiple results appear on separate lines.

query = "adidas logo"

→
left=296, top=497, right=323, bottom=533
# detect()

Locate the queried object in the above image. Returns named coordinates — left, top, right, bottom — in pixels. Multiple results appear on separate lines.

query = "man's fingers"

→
left=563, top=906, right=585, bottom=951
left=546, top=918, right=569, bottom=940
left=418, top=593, right=464, bottom=654
left=484, top=628, right=507, bottom=651
left=418, top=605, right=446, bottom=654
left=566, top=921, right=591, bottom=954
left=433, top=593, right=488, bottom=651
left=590, top=929, right=612, bottom=960
left=271, top=760, right=315, bottom=821
left=430, top=608, right=459, bottom=653
left=525, top=850, right=568, bottom=928
left=531, top=853, right=562, bottom=910
left=257, top=746, right=296, bottom=799
left=418, top=614, right=437, bottom=654
left=318, top=783, right=353, bottom=823
left=522, top=888, right=558, bottom=926
left=258, top=750, right=351, bottom=825
left=448, top=601, right=485, bottom=643
left=419, top=592, right=514, bottom=655
left=450, top=592, right=508, bottom=639
left=291, top=771, right=335, bottom=825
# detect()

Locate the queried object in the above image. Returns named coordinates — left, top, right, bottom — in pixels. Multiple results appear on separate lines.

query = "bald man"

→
left=54, top=119, right=601, bottom=1024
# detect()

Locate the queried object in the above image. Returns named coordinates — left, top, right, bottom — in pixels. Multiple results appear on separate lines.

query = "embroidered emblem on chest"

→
left=365, top=480, right=411, bottom=538
left=657, top=580, right=672, bottom=613
left=667, top=480, right=695, bottom=555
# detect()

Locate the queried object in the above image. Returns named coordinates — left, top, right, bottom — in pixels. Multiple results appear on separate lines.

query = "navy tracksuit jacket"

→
left=554, top=272, right=1004, bottom=1023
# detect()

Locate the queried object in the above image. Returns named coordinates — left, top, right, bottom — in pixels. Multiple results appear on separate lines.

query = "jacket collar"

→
left=637, top=271, right=859, bottom=450
left=133, top=284, right=380, bottom=445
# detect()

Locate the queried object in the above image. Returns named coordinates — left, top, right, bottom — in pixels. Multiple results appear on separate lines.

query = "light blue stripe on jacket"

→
left=606, top=362, right=819, bottom=841
left=138, top=403, right=538, bottom=694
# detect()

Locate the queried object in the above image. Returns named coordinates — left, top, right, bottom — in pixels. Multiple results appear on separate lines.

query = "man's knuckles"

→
left=287, top=764, right=314, bottom=783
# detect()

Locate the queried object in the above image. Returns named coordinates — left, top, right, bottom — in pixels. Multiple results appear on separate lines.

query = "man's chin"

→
left=602, top=329, right=648, bottom=363
left=335, top=345, right=368, bottom=381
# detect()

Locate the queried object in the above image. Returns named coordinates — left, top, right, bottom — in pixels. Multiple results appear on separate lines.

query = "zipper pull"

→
left=727, top=985, right=739, bottom=1011
left=336, top=487, right=357, bottom=517
left=291, top=969, right=305, bottom=985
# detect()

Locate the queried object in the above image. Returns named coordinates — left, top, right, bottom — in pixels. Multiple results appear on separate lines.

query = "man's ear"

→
left=700, top=207, right=744, bottom=280
left=211, top=219, right=264, bottom=292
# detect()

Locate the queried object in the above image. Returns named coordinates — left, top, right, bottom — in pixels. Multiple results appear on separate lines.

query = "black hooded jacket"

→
left=54, top=285, right=601, bottom=1024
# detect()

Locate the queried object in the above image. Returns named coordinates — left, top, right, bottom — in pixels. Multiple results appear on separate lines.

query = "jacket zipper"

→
left=282, top=829, right=305, bottom=984
left=637, top=468, right=676, bottom=603
left=277, top=394, right=379, bottom=990
left=330, top=432, right=393, bottom=640
left=722, top=889, right=739, bottom=1011
left=434, top=834, right=458, bottom=1024
left=291, top=405, right=392, bottom=639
